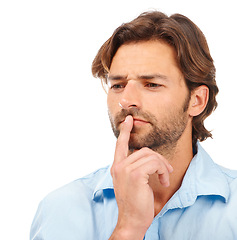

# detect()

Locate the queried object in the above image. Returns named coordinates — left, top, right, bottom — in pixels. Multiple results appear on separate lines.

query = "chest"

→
left=99, top=195, right=236, bottom=240
left=144, top=199, right=236, bottom=240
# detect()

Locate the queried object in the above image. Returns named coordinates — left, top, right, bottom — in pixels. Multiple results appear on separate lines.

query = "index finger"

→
left=114, top=115, right=133, bottom=163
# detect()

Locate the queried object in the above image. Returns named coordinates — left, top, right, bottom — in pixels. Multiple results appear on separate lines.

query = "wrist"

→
left=109, top=222, right=146, bottom=240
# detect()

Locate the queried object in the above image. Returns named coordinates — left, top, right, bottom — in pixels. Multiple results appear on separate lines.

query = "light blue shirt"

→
left=30, top=143, right=237, bottom=240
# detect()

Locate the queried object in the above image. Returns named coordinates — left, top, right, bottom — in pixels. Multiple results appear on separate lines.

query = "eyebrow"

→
left=138, top=74, right=168, bottom=81
left=107, top=74, right=168, bottom=81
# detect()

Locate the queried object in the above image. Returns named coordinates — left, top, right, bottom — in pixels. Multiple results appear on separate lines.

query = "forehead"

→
left=109, top=40, right=182, bottom=81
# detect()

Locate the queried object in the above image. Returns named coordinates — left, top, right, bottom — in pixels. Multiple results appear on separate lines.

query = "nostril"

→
left=119, top=101, right=138, bottom=109
left=128, top=104, right=137, bottom=108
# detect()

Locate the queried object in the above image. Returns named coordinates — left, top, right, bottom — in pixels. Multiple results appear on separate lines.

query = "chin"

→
left=128, top=135, right=147, bottom=150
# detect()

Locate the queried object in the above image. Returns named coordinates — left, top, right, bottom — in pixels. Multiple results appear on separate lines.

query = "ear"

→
left=189, top=85, right=209, bottom=117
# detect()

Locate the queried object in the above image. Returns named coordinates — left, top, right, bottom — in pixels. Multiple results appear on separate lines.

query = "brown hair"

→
left=92, top=11, right=219, bottom=145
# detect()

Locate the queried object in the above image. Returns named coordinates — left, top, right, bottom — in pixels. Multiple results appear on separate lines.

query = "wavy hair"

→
left=92, top=11, right=219, bottom=145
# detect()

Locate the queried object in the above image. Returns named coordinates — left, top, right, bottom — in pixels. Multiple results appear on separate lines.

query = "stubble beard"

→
left=109, top=95, right=190, bottom=155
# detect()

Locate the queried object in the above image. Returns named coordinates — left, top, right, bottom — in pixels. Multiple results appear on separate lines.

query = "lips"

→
left=119, top=117, right=149, bottom=125
left=133, top=118, right=149, bottom=123
left=114, top=109, right=152, bottom=128
left=119, top=117, right=149, bottom=124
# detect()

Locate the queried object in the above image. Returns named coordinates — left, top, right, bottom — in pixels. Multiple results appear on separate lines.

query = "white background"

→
left=0, top=0, right=236, bottom=239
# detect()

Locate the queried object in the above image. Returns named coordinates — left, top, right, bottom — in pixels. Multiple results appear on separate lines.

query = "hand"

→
left=109, top=115, right=173, bottom=240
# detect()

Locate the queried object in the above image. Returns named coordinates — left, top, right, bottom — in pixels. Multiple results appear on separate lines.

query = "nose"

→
left=119, top=81, right=142, bottom=109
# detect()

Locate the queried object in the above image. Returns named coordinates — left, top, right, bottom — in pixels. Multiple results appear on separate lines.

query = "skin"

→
left=107, top=40, right=209, bottom=239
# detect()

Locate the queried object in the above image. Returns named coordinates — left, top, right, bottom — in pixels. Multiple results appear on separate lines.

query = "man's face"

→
left=107, top=40, right=192, bottom=153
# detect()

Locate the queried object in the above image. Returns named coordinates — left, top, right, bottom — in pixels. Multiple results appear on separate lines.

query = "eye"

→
left=145, top=83, right=162, bottom=89
left=111, top=84, right=123, bottom=89
left=110, top=83, right=125, bottom=92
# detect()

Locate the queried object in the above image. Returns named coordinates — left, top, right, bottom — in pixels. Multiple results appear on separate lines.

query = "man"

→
left=30, top=11, right=237, bottom=240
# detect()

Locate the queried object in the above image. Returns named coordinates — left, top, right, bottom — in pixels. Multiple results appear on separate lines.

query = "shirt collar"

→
left=93, top=142, right=230, bottom=204
left=92, top=165, right=114, bottom=201
left=167, top=142, right=230, bottom=210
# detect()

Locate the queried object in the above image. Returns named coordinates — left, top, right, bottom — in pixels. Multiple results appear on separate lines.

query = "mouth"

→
left=119, top=117, right=149, bottom=126
left=133, top=117, right=149, bottom=123
left=133, top=118, right=149, bottom=126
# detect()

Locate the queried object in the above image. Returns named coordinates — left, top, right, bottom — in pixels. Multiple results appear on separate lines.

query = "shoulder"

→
left=197, top=142, right=237, bottom=191
left=217, top=165, right=237, bottom=213
left=215, top=164, right=237, bottom=187
left=44, top=165, right=110, bottom=205
left=30, top=166, right=111, bottom=239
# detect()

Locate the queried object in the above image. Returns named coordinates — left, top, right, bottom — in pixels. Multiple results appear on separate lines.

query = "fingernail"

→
left=164, top=181, right=170, bottom=187
left=124, top=115, right=131, bottom=123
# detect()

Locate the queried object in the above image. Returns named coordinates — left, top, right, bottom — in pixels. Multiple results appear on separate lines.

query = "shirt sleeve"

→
left=30, top=200, right=45, bottom=240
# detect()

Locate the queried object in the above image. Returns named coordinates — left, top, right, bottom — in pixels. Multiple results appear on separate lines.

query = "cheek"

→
left=158, top=90, right=184, bottom=108
left=146, top=95, right=179, bottom=120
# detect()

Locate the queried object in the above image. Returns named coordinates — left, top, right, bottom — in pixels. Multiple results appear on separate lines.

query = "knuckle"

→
left=112, top=164, right=121, bottom=175
left=151, top=158, right=160, bottom=167
left=111, top=163, right=121, bottom=177
left=111, top=162, right=130, bottom=178
left=153, top=162, right=164, bottom=173
left=110, top=165, right=115, bottom=176
left=141, top=147, right=152, bottom=154
left=130, top=169, right=142, bottom=181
